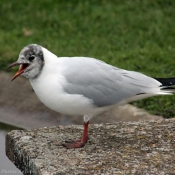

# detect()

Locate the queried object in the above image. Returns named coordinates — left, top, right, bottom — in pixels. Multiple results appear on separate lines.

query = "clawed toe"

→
left=65, top=139, right=81, bottom=143
left=62, top=140, right=85, bottom=149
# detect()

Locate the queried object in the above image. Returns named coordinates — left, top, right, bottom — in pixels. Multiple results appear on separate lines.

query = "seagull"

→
left=8, top=44, right=175, bottom=149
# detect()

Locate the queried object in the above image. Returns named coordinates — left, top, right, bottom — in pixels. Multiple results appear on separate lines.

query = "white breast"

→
left=29, top=48, right=104, bottom=116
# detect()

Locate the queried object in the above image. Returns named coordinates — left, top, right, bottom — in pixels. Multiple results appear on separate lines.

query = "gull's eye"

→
left=28, top=55, right=35, bottom=62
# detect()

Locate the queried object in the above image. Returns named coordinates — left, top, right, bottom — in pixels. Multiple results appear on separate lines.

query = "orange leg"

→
left=62, top=121, right=89, bottom=149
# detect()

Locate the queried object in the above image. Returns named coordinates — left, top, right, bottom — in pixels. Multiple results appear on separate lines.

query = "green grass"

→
left=0, top=122, right=21, bottom=131
left=1, top=0, right=175, bottom=117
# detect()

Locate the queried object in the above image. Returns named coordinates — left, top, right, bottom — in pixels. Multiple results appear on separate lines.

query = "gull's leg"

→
left=62, top=115, right=90, bottom=149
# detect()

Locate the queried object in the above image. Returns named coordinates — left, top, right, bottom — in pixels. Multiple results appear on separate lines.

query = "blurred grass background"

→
left=1, top=0, right=175, bottom=117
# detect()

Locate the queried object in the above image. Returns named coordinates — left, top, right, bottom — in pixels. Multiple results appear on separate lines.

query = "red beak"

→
left=7, top=62, right=30, bottom=81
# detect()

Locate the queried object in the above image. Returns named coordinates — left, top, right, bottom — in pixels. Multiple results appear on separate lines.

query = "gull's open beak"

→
left=7, top=62, right=30, bottom=81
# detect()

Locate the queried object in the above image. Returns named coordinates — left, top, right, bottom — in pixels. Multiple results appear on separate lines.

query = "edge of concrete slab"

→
left=6, top=119, right=175, bottom=175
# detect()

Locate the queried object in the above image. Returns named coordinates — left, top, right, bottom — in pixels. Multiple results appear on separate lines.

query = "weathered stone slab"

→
left=6, top=119, right=175, bottom=174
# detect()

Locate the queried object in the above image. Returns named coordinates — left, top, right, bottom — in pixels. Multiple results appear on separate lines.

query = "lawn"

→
left=1, top=0, right=175, bottom=117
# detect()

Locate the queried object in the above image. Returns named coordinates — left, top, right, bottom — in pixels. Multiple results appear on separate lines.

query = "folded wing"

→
left=62, top=57, right=163, bottom=107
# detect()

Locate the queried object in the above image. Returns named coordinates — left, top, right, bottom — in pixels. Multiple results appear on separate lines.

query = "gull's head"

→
left=7, top=44, right=44, bottom=81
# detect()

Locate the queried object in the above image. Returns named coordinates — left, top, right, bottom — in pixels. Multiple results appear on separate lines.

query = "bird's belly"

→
left=40, top=94, right=95, bottom=115
left=30, top=80, right=96, bottom=116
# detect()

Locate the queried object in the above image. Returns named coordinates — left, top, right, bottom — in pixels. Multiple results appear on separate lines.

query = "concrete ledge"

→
left=6, top=119, right=175, bottom=174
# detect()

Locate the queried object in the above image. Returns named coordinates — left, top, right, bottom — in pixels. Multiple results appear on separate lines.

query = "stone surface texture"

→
left=6, top=119, right=175, bottom=175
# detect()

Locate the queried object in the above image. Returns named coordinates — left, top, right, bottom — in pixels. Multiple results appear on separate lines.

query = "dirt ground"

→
left=0, top=72, right=161, bottom=129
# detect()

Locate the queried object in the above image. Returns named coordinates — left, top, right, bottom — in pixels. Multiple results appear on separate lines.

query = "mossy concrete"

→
left=6, top=119, right=175, bottom=175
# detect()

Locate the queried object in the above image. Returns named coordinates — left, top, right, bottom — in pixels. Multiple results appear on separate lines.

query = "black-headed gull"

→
left=8, top=44, right=175, bottom=149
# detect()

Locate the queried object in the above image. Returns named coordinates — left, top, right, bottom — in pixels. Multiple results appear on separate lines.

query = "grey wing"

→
left=62, top=57, right=161, bottom=107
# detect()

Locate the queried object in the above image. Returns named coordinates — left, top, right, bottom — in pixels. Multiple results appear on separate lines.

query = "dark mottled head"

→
left=8, top=44, right=45, bottom=81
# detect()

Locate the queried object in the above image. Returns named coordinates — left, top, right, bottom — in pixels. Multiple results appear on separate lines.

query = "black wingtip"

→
left=154, top=77, right=175, bottom=87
